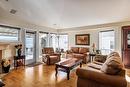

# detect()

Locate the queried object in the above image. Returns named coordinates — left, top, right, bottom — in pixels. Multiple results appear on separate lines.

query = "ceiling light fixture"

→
left=10, top=9, right=17, bottom=14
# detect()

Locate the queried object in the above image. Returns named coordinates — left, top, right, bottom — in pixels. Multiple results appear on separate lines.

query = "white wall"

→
left=59, top=21, right=130, bottom=56
left=0, top=15, right=57, bottom=64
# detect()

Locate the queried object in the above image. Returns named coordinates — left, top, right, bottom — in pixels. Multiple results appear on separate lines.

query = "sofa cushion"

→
left=73, top=53, right=85, bottom=58
left=93, top=61, right=103, bottom=65
left=71, top=47, right=79, bottom=53
left=101, top=56, right=123, bottom=75
left=87, top=63, right=102, bottom=70
left=79, top=47, right=89, bottom=54
left=43, top=48, right=54, bottom=54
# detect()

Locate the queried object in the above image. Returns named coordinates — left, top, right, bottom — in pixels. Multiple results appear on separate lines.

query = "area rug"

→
left=27, top=62, right=43, bottom=67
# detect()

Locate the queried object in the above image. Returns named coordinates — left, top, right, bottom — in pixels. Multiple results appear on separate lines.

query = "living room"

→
left=0, top=0, right=130, bottom=87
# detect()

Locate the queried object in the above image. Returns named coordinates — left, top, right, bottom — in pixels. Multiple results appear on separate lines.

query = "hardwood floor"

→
left=1, top=63, right=130, bottom=87
left=2, top=63, right=77, bottom=87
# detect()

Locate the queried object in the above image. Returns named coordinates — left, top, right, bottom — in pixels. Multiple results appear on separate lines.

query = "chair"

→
left=42, top=47, right=61, bottom=65
left=76, top=52, right=127, bottom=87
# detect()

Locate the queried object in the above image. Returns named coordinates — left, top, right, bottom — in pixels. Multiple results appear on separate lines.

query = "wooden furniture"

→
left=55, top=58, right=82, bottom=80
left=14, top=55, right=25, bottom=69
left=89, top=53, right=96, bottom=62
left=122, top=26, right=130, bottom=68
left=42, top=47, right=61, bottom=65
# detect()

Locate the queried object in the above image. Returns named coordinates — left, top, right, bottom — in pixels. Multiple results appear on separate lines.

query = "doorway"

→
left=25, top=31, right=36, bottom=65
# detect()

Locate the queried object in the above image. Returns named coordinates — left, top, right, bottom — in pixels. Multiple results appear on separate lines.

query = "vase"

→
left=3, top=65, right=10, bottom=73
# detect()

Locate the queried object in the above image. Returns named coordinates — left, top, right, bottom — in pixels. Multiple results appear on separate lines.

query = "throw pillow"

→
left=71, top=47, right=79, bottom=53
left=79, top=47, right=89, bottom=54
left=107, top=51, right=120, bottom=59
left=101, top=56, right=123, bottom=75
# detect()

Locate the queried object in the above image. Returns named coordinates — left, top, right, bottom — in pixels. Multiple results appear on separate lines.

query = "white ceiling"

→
left=0, top=0, right=130, bottom=29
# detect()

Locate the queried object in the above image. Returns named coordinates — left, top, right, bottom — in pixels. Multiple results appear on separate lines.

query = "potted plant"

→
left=1, top=59, right=11, bottom=73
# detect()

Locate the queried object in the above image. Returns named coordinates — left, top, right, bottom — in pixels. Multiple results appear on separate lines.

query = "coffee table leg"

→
left=67, top=69, right=70, bottom=80
left=55, top=65, right=58, bottom=76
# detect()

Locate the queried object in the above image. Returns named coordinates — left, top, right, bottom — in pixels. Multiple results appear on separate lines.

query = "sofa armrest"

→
left=66, top=50, right=72, bottom=54
left=83, top=52, right=89, bottom=55
left=42, top=54, right=50, bottom=56
left=53, top=53, right=61, bottom=56
left=53, top=53, right=61, bottom=60
left=76, top=68, right=127, bottom=87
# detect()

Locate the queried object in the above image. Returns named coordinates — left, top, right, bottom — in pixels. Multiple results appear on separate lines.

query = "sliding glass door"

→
left=25, top=31, right=36, bottom=64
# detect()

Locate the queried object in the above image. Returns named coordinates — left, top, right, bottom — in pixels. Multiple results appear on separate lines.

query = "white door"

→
left=25, top=32, right=36, bottom=65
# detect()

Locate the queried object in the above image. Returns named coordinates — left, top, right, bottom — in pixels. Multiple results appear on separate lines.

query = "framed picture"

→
left=75, top=34, right=90, bottom=45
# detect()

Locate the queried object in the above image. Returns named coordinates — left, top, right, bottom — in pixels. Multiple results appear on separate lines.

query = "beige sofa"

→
left=66, top=47, right=89, bottom=63
left=76, top=52, right=127, bottom=87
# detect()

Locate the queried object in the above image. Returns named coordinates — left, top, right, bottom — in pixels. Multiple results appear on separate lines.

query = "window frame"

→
left=58, top=33, right=69, bottom=51
left=99, top=30, right=115, bottom=54
left=0, top=25, right=20, bottom=42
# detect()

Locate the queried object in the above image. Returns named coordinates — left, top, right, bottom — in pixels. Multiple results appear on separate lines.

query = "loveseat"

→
left=76, top=52, right=127, bottom=87
left=66, top=47, right=89, bottom=63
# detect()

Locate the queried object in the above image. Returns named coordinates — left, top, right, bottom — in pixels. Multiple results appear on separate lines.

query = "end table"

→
left=89, top=53, right=96, bottom=62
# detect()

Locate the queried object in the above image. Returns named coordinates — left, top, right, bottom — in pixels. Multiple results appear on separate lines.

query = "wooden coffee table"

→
left=55, top=58, right=82, bottom=80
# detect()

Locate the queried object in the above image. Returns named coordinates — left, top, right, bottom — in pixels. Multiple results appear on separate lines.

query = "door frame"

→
left=25, top=31, right=36, bottom=65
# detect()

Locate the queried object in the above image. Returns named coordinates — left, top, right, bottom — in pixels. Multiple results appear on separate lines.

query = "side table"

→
left=14, top=55, right=25, bottom=69
left=89, top=53, right=96, bottom=62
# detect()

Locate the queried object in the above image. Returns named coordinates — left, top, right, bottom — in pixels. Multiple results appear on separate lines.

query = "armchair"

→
left=42, top=47, right=61, bottom=65
left=76, top=52, right=127, bottom=87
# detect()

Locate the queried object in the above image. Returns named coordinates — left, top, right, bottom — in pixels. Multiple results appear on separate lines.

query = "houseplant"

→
left=1, top=59, right=11, bottom=73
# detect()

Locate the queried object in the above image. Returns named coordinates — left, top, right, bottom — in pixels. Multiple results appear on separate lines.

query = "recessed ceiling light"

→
left=10, top=9, right=17, bottom=14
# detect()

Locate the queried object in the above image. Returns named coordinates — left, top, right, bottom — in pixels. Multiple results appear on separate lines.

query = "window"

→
left=0, top=25, right=19, bottom=41
left=58, top=34, right=68, bottom=51
left=39, top=32, right=49, bottom=58
left=50, top=33, right=58, bottom=51
left=99, top=30, right=115, bottom=55
left=49, top=34, right=68, bottom=52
